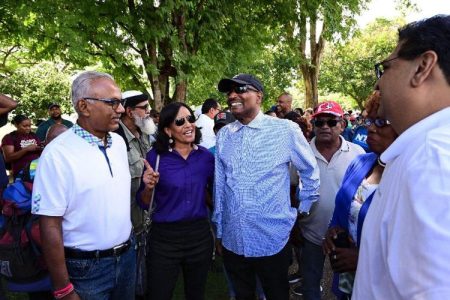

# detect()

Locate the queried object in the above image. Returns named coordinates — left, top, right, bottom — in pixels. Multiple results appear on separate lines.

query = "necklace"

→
left=377, top=157, right=386, bottom=168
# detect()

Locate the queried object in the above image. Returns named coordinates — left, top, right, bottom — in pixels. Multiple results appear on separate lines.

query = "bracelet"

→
left=53, top=282, right=74, bottom=299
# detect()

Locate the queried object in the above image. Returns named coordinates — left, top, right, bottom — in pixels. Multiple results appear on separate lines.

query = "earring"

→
left=168, top=136, right=173, bottom=152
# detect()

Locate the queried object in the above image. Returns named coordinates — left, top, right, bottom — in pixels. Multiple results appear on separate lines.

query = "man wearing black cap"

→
left=213, top=73, right=320, bottom=299
left=36, top=103, right=73, bottom=141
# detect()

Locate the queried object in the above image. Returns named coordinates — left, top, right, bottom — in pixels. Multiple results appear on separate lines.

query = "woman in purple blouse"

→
left=137, top=102, right=215, bottom=300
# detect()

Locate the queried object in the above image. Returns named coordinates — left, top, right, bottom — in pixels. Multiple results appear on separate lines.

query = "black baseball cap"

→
left=48, top=103, right=60, bottom=110
left=218, top=74, right=264, bottom=94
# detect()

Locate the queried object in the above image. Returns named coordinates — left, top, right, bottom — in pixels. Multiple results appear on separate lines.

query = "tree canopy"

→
left=319, top=18, right=403, bottom=109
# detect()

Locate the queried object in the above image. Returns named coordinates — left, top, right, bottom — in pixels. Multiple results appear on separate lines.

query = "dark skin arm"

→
left=39, top=216, right=80, bottom=299
left=322, top=226, right=358, bottom=273
left=0, top=93, right=17, bottom=115
left=2, top=144, right=40, bottom=163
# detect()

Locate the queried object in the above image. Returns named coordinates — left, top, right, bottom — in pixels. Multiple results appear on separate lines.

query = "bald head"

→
left=46, top=123, right=68, bottom=144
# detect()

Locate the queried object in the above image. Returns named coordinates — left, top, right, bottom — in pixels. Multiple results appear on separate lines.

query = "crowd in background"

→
left=0, top=14, right=449, bottom=300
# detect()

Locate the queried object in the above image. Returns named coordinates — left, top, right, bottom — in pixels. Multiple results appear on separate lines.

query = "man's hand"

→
left=142, top=159, right=159, bottom=189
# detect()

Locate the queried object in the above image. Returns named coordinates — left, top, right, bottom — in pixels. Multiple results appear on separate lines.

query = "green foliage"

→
left=319, top=18, right=404, bottom=109
left=0, top=61, right=72, bottom=121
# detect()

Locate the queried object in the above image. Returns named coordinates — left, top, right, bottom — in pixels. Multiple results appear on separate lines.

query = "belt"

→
left=64, top=239, right=131, bottom=259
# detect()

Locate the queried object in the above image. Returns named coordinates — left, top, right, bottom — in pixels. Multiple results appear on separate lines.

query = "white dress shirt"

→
left=353, top=107, right=450, bottom=300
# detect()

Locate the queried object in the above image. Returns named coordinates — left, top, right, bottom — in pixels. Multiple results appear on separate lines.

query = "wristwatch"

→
left=299, top=211, right=310, bottom=218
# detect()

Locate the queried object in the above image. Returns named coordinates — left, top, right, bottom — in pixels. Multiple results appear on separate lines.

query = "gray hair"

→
left=71, top=71, right=114, bottom=110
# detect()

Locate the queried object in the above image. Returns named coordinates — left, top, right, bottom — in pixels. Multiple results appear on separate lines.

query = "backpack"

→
left=0, top=161, right=47, bottom=282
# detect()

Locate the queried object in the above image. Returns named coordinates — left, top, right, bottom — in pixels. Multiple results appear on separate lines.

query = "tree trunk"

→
left=174, top=80, right=187, bottom=102
left=301, top=66, right=318, bottom=109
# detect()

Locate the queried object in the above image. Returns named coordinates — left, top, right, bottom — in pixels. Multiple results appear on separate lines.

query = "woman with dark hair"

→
left=137, top=102, right=214, bottom=300
left=1, top=115, right=42, bottom=178
left=322, top=91, right=398, bottom=299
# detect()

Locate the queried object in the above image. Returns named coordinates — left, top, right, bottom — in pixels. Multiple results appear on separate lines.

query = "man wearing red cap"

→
left=295, top=100, right=364, bottom=299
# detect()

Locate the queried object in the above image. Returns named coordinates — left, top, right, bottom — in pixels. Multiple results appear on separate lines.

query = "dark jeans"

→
left=299, top=238, right=325, bottom=300
left=223, top=242, right=291, bottom=300
left=66, top=237, right=137, bottom=300
left=147, top=218, right=213, bottom=300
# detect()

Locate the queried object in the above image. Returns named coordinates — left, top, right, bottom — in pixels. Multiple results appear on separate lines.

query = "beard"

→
left=133, top=113, right=156, bottom=135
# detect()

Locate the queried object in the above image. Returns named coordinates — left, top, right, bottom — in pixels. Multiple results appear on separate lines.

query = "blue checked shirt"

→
left=72, top=123, right=112, bottom=148
left=213, top=111, right=319, bottom=257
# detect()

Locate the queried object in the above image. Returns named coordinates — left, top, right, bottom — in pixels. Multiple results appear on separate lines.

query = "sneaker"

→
left=292, top=285, right=323, bottom=296
left=288, top=273, right=302, bottom=284
left=292, top=285, right=303, bottom=296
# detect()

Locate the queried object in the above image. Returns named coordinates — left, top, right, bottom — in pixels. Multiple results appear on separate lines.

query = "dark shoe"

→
left=288, top=273, right=302, bottom=284
left=292, top=284, right=322, bottom=296
left=292, top=285, right=303, bottom=296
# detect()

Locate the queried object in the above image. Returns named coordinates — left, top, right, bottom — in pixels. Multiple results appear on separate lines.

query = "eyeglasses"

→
left=364, top=118, right=390, bottom=128
left=312, top=119, right=340, bottom=128
left=83, top=97, right=122, bottom=110
left=226, top=85, right=259, bottom=95
left=374, top=57, right=399, bottom=79
left=134, top=104, right=149, bottom=111
left=174, top=115, right=196, bottom=127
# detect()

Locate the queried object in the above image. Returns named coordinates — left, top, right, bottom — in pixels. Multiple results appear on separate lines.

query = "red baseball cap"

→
left=312, top=101, right=344, bottom=118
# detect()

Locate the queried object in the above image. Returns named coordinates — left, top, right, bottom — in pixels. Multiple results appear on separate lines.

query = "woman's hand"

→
left=143, top=159, right=159, bottom=190
left=330, top=246, right=358, bottom=273
left=25, top=144, right=41, bottom=152
left=323, top=226, right=345, bottom=256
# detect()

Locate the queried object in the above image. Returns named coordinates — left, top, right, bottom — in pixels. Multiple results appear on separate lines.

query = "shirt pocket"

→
left=128, top=150, right=144, bottom=179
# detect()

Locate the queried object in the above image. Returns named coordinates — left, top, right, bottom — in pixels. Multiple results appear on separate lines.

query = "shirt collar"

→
left=381, top=107, right=450, bottom=163
left=232, top=110, right=264, bottom=131
left=72, top=123, right=113, bottom=148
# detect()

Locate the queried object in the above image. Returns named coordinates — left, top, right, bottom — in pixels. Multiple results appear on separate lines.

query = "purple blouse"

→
left=137, top=146, right=214, bottom=223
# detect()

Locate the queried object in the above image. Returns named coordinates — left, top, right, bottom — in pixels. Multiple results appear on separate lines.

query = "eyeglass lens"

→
left=313, top=119, right=339, bottom=127
left=174, top=115, right=196, bottom=127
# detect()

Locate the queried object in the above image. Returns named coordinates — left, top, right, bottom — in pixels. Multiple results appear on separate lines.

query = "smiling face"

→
left=49, top=106, right=62, bottom=119
left=77, top=78, right=124, bottom=138
left=227, top=85, right=262, bottom=124
left=164, top=106, right=196, bottom=146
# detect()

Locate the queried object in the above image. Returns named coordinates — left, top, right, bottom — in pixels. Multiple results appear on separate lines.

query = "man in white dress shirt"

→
left=196, top=98, right=220, bottom=149
left=353, top=15, right=450, bottom=300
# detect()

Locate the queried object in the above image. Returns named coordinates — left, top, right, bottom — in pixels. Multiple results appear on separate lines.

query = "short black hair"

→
left=12, top=114, right=29, bottom=126
left=201, top=98, right=219, bottom=114
left=154, top=102, right=202, bottom=154
left=398, top=15, right=450, bottom=84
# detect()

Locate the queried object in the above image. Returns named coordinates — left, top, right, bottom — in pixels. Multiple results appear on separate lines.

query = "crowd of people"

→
left=0, top=14, right=449, bottom=300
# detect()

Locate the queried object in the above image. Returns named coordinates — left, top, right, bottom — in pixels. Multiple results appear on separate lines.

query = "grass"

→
left=1, top=258, right=230, bottom=300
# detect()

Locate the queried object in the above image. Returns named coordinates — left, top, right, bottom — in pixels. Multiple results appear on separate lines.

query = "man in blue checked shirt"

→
left=213, top=73, right=320, bottom=300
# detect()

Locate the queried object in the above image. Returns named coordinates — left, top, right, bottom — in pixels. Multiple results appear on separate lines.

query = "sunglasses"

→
left=312, top=119, right=340, bottom=128
left=83, top=97, right=122, bottom=110
left=374, top=57, right=399, bottom=79
left=174, top=115, right=196, bottom=127
left=364, top=118, right=390, bottom=128
left=226, top=85, right=259, bottom=95
left=134, top=104, right=149, bottom=111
